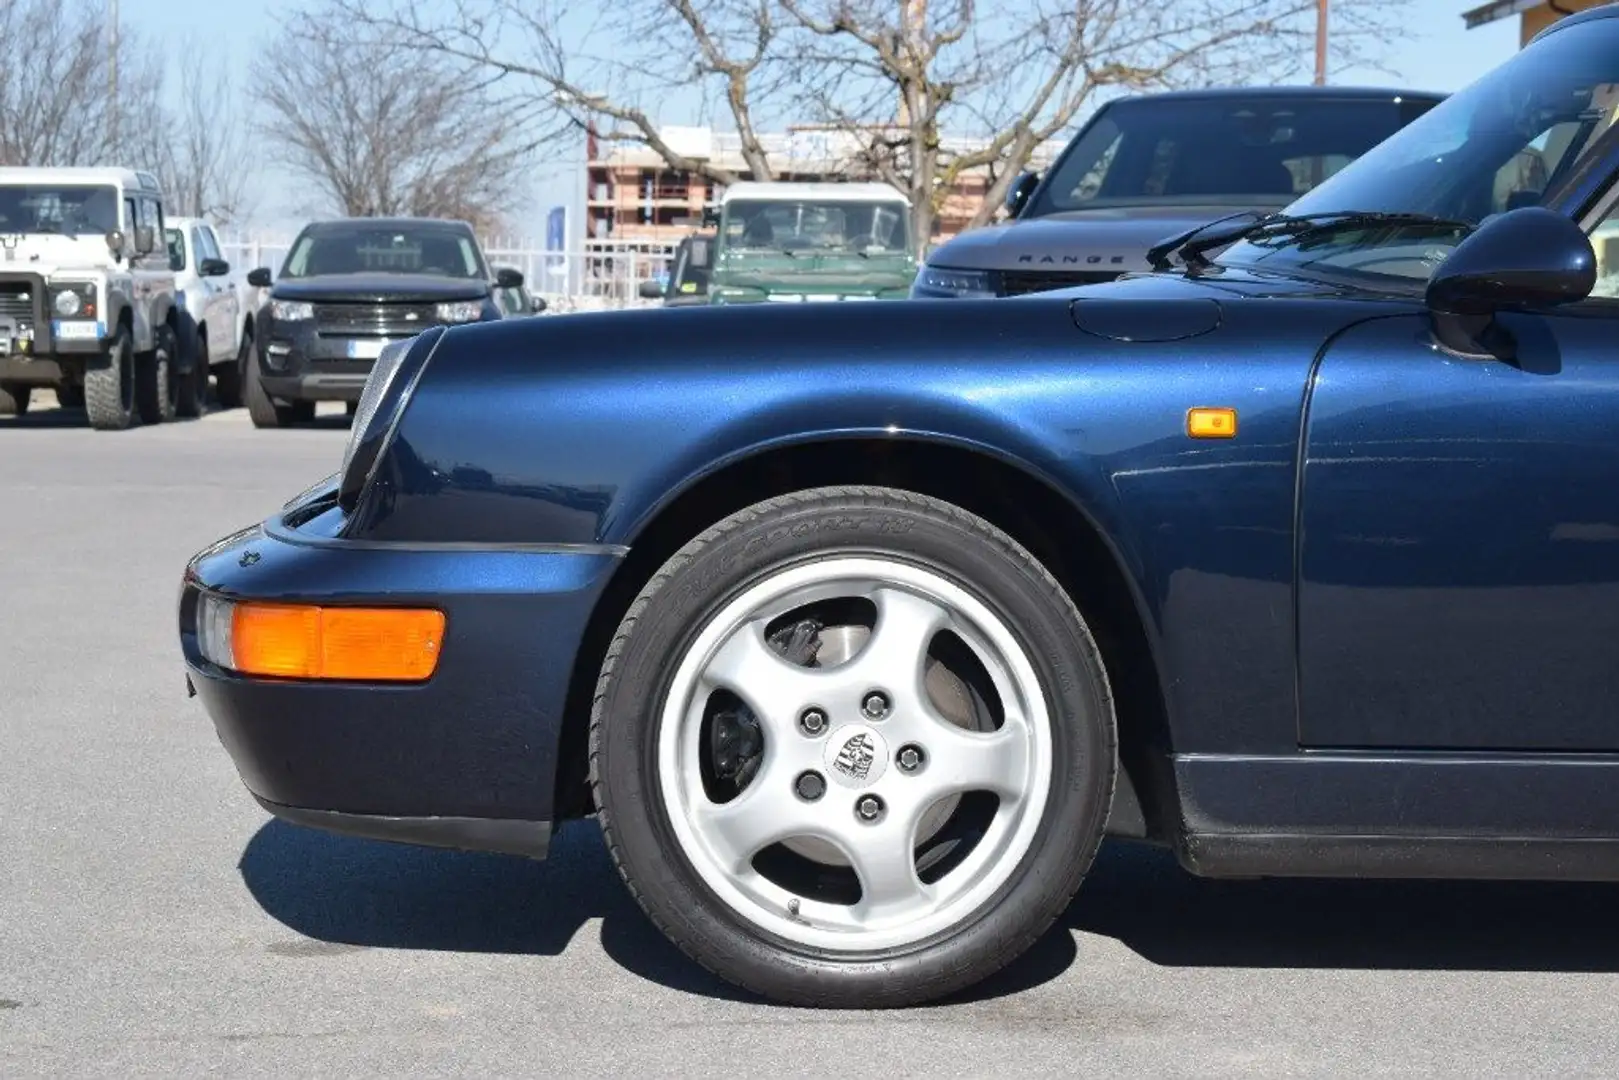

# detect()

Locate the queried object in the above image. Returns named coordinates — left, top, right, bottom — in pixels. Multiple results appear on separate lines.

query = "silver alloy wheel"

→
left=656, top=555, right=1054, bottom=952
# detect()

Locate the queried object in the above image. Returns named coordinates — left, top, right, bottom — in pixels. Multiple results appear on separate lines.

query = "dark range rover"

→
left=244, top=217, right=522, bottom=428
left=912, top=86, right=1447, bottom=299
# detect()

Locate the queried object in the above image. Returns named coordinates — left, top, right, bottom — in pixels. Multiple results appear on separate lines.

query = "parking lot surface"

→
left=6, top=400, right=1619, bottom=1076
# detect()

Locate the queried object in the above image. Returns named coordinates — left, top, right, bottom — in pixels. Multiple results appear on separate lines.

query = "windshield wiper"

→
left=1148, top=210, right=1475, bottom=272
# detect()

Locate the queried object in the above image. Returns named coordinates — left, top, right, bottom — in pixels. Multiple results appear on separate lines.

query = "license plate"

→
left=346, top=339, right=388, bottom=359
left=54, top=321, right=101, bottom=340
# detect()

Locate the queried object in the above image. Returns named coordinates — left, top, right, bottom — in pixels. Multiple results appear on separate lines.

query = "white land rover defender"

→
left=0, top=167, right=192, bottom=430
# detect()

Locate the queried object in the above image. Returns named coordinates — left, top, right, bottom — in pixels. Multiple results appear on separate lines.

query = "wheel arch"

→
left=553, top=435, right=1181, bottom=844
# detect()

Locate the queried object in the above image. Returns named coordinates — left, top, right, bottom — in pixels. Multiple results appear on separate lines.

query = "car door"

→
left=196, top=226, right=236, bottom=358
left=1296, top=279, right=1619, bottom=752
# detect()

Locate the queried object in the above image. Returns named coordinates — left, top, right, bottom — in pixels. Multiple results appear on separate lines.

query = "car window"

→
left=281, top=224, right=487, bottom=278
left=721, top=200, right=910, bottom=254
left=195, top=226, right=222, bottom=262
left=1030, top=97, right=1431, bottom=214
left=0, top=184, right=121, bottom=235
left=1219, top=20, right=1619, bottom=289
left=166, top=228, right=186, bottom=272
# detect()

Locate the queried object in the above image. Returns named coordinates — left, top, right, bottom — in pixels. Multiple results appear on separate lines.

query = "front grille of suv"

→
left=314, top=302, right=438, bottom=336
left=0, top=286, right=35, bottom=325
left=997, top=269, right=1125, bottom=296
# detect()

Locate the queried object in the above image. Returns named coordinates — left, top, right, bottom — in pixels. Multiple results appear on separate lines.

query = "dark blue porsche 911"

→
left=181, top=7, right=1619, bottom=1008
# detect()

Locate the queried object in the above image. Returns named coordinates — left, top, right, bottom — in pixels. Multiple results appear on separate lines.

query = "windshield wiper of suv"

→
left=1147, top=210, right=1476, bottom=272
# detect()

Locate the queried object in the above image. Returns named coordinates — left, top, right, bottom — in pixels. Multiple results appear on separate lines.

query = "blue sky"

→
left=124, top=0, right=1524, bottom=241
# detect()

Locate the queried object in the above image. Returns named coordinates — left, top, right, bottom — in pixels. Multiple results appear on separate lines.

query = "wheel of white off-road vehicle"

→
left=590, top=486, right=1116, bottom=1009
left=135, top=324, right=178, bottom=425
left=85, top=329, right=137, bottom=431
left=215, top=329, right=248, bottom=410
left=0, top=381, right=29, bottom=416
left=175, top=327, right=206, bottom=418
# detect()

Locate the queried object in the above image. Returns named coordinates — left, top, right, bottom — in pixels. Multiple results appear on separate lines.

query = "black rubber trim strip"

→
left=1181, top=832, right=1619, bottom=882
left=261, top=513, right=629, bottom=556
left=253, top=795, right=552, bottom=859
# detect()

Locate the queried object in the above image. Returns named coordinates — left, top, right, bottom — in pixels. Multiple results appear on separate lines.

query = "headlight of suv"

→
left=51, top=284, right=96, bottom=317
left=435, top=300, right=484, bottom=323
left=336, top=329, right=443, bottom=512
left=911, top=266, right=996, bottom=299
left=271, top=299, right=314, bottom=321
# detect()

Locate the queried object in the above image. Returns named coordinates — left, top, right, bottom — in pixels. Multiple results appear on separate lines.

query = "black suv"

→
left=912, top=86, right=1447, bottom=299
left=244, top=217, right=524, bottom=428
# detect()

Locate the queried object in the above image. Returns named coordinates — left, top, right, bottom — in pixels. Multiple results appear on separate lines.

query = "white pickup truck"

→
left=165, top=217, right=261, bottom=409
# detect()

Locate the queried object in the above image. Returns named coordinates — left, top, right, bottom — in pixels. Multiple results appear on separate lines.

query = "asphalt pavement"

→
left=4, top=398, right=1619, bottom=1076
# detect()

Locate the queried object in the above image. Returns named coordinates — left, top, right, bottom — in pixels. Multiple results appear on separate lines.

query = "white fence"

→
left=218, top=237, right=680, bottom=311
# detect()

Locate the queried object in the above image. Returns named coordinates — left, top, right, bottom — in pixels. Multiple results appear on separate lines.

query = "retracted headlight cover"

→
left=337, top=327, right=445, bottom=512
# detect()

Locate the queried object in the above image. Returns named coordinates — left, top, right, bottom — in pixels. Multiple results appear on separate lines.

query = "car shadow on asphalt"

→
left=239, top=815, right=1077, bottom=1005
left=239, top=819, right=1619, bottom=1006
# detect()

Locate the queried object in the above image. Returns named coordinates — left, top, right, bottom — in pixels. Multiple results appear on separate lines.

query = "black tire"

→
left=136, top=324, right=177, bottom=425
left=175, top=327, right=206, bottom=419
left=0, top=381, right=29, bottom=415
left=56, top=383, right=84, bottom=409
left=85, top=329, right=137, bottom=431
left=244, top=346, right=307, bottom=428
left=589, top=485, right=1116, bottom=1008
left=216, top=328, right=247, bottom=410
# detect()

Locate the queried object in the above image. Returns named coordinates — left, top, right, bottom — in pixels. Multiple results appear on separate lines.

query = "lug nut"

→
left=798, top=708, right=828, bottom=736
left=897, top=745, right=925, bottom=773
left=862, top=691, right=890, bottom=719
left=855, top=795, right=885, bottom=822
left=795, top=771, right=826, bottom=801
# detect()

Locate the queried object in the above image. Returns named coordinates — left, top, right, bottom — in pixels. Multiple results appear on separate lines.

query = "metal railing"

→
left=218, top=236, right=681, bottom=310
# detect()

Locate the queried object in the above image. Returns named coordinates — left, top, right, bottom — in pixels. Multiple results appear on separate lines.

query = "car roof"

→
left=720, top=181, right=910, bottom=206
left=302, top=216, right=475, bottom=232
left=0, top=166, right=162, bottom=193
left=1110, top=85, right=1446, bottom=106
left=1531, top=2, right=1619, bottom=43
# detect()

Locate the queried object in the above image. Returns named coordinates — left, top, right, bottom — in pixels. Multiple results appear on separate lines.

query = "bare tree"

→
left=151, top=38, right=253, bottom=225
left=255, top=12, right=540, bottom=231
left=326, top=0, right=787, bottom=187
left=781, top=0, right=1401, bottom=244
left=333, top=0, right=1400, bottom=247
left=0, top=0, right=161, bottom=167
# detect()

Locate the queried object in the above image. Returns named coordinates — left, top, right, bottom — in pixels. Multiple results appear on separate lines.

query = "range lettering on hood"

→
left=1017, top=253, right=1128, bottom=265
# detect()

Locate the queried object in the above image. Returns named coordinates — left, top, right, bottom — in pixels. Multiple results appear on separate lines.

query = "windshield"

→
left=280, top=223, right=487, bottom=278
left=1027, top=96, right=1437, bottom=216
left=721, top=199, right=911, bottom=256
left=1219, top=17, right=1619, bottom=286
left=0, top=184, right=120, bottom=235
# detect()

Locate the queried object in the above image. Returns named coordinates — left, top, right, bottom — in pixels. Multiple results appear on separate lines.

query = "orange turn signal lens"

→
left=229, top=602, right=445, bottom=682
left=1186, top=406, right=1238, bottom=439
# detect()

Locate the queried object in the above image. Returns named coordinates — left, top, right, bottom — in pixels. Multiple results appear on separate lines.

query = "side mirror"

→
left=689, top=238, right=711, bottom=268
left=1005, top=171, right=1040, bottom=219
left=530, top=295, right=547, bottom=313
left=247, top=267, right=272, bottom=288
left=105, top=229, right=126, bottom=258
left=495, top=265, right=524, bottom=288
left=199, top=257, right=230, bottom=277
left=638, top=279, right=665, bottom=300
left=1426, top=206, right=1595, bottom=316
left=133, top=225, right=156, bottom=254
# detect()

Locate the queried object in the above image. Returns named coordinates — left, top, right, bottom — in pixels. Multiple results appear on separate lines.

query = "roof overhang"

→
left=1462, top=0, right=1543, bottom=28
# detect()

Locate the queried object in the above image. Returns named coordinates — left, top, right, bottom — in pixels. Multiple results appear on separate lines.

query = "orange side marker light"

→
left=1187, top=407, right=1238, bottom=439
left=231, top=603, right=445, bottom=681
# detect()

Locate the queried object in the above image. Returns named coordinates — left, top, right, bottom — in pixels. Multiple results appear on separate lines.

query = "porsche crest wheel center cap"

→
left=824, top=723, right=889, bottom=789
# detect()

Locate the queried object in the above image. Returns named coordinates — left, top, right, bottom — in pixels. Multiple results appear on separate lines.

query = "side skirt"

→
left=1174, top=751, right=1619, bottom=881
left=255, top=795, right=552, bottom=860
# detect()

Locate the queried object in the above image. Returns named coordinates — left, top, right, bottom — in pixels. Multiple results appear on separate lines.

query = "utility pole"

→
left=109, top=0, right=119, bottom=148
left=1314, top=0, right=1329, bottom=85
